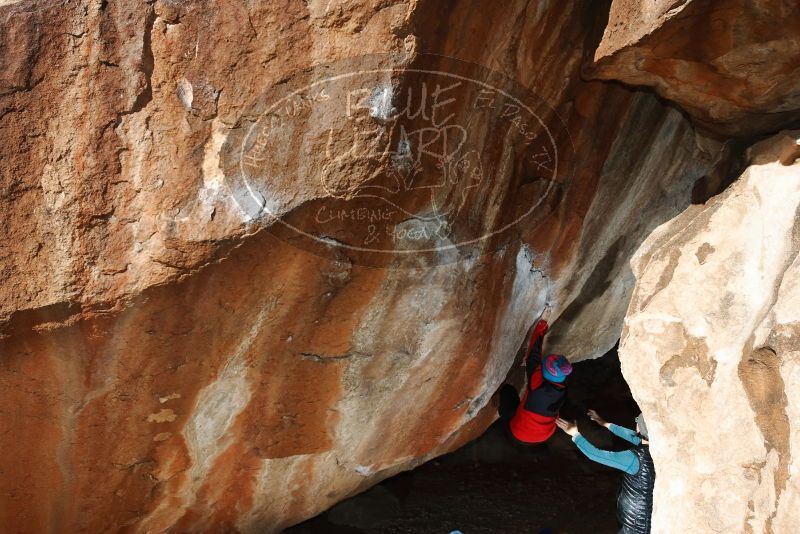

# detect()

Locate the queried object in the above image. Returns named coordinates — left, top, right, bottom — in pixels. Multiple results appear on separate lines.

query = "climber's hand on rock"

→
left=556, top=418, right=579, bottom=437
left=539, top=306, right=552, bottom=324
left=588, top=409, right=609, bottom=428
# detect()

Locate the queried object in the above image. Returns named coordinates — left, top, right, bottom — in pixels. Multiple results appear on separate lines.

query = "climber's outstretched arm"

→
left=608, top=424, right=642, bottom=445
left=572, top=434, right=640, bottom=474
left=557, top=418, right=640, bottom=474
left=588, top=410, right=642, bottom=445
left=524, top=319, right=548, bottom=382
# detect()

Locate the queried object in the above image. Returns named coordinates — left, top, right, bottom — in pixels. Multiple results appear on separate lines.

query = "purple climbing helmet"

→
left=542, top=354, right=572, bottom=383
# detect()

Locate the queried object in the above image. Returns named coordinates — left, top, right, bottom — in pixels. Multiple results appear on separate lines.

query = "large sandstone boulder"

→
left=0, top=0, right=748, bottom=531
left=620, top=131, right=800, bottom=533
left=6, top=0, right=800, bottom=529
left=590, top=0, right=800, bottom=136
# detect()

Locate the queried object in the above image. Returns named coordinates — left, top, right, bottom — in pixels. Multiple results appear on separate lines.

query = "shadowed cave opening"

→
left=286, top=344, right=640, bottom=533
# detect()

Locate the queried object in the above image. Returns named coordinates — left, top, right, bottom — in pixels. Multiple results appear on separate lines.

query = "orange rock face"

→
left=591, top=0, right=800, bottom=136
left=1, top=1, right=723, bottom=532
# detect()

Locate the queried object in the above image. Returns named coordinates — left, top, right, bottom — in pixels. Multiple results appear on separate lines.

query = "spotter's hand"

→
left=587, top=409, right=609, bottom=428
left=556, top=418, right=579, bottom=437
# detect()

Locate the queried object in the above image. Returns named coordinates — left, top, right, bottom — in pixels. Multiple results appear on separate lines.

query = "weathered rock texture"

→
left=0, top=0, right=738, bottom=532
left=620, top=131, right=800, bottom=533
left=591, top=0, right=800, bottom=136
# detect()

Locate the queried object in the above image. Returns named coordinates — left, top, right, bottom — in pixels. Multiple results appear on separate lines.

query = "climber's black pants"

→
left=498, top=383, right=521, bottom=422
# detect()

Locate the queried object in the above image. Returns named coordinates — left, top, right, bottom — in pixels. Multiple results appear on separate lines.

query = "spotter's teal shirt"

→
left=572, top=424, right=642, bottom=475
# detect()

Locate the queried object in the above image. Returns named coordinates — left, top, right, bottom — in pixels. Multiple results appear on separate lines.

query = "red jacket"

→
left=508, top=321, right=568, bottom=443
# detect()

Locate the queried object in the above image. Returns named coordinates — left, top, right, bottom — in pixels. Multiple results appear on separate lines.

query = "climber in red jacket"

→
left=497, top=315, right=573, bottom=443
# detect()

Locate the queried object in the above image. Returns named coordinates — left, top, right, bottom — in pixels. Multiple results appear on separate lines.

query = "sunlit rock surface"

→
left=620, top=131, right=800, bottom=533
left=591, top=0, right=800, bottom=136
left=0, top=0, right=729, bottom=531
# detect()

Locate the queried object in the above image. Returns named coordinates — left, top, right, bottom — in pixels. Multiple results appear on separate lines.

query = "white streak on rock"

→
left=177, top=78, right=193, bottom=110
left=368, top=85, right=394, bottom=122
left=174, top=302, right=273, bottom=514
left=354, top=465, right=373, bottom=476
left=201, top=119, right=227, bottom=190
